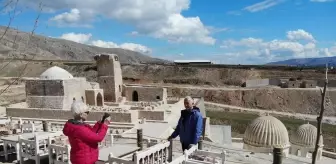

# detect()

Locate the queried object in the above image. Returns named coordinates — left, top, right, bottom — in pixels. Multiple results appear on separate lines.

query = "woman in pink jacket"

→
left=63, top=101, right=110, bottom=164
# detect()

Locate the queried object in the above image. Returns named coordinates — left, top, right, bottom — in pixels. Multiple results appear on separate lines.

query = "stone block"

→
left=98, top=76, right=122, bottom=102
left=6, top=107, right=136, bottom=123
left=244, top=79, right=270, bottom=87
left=25, top=80, right=64, bottom=96
left=26, top=96, right=65, bottom=109
left=138, top=110, right=165, bottom=121
left=301, top=80, right=317, bottom=88
left=85, top=89, right=104, bottom=106
left=125, top=86, right=168, bottom=102
left=287, top=81, right=301, bottom=88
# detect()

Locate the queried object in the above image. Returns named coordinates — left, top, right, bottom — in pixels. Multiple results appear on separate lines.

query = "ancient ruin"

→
left=0, top=54, right=335, bottom=164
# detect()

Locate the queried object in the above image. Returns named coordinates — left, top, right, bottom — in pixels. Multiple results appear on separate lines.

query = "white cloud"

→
left=244, top=0, right=285, bottom=13
left=59, top=33, right=152, bottom=54
left=219, top=29, right=335, bottom=63
left=21, top=0, right=215, bottom=45
left=90, top=40, right=119, bottom=48
left=59, top=33, right=92, bottom=43
left=49, top=8, right=93, bottom=27
left=119, top=43, right=152, bottom=54
left=286, top=29, right=316, bottom=42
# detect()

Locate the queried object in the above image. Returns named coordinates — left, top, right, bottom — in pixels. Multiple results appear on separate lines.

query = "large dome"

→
left=290, top=123, right=322, bottom=148
left=243, top=115, right=290, bottom=149
left=40, top=66, right=73, bottom=80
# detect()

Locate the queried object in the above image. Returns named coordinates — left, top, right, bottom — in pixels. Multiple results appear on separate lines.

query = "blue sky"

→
left=1, top=0, right=335, bottom=64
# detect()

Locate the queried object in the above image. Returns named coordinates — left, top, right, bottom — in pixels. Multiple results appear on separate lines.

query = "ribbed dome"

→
left=243, top=116, right=290, bottom=148
left=290, top=123, right=322, bottom=147
left=40, top=66, right=73, bottom=80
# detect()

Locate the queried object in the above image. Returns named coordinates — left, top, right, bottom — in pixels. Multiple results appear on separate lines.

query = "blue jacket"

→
left=170, top=107, right=203, bottom=145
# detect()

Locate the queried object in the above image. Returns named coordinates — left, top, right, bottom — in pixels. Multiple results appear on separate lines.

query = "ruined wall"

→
left=26, top=96, right=64, bottom=109
left=95, top=54, right=123, bottom=102
left=25, top=79, right=66, bottom=109
left=25, top=79, right=64, bottom=96
left=167, top=87, right=336, bottom=116
left=124, top=86, right=167, bottom=102
left=6, top=108, right=137, bottom=123
left=244, top=78, right=281, bottom=88
left=85, top=89, right=104, bottom=106
left=63, top=78, right=87, bottom=108
left=25, top=78, right=87, bottom=109
left=98, top=76, right=122, bottom=102
left=138, top=110, right=165, bottom=120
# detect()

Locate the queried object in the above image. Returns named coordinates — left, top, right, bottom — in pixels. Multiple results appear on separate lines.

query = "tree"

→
left=312, top=63, right=328, bottom=164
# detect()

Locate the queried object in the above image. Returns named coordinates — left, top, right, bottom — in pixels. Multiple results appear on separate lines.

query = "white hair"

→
left=71, top=101, right=89, bottom=116
left=184, top=96, right=194, bottom=103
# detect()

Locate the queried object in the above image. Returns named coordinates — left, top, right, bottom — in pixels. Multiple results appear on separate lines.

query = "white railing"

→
left=134, top=141, right=170, bottom=164
left=48, top=137, right=71, bottom=164
left=99, top=134, right=114, bottom=148
left=108, top=141, right=171, bottom=164
left=169, top=145, right=198, bottom=164
left=108, top=155, right=134, bottom=164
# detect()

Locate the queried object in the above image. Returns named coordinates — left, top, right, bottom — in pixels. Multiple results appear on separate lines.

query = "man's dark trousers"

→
left=181, top=143, right=191, bottom=152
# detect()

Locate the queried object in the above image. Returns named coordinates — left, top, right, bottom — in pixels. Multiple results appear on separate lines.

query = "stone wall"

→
left=25, top=79, right=64, bottom=96
left=245, top=79, right=270, bottom=87
left=63, top=78, right=87, bottom=108
left=244, top=78, right=281, bottom=88
left=318, top=79, right=336, bottom=87
left=166, top=87, right=336, bottom=116
left=95, top=54, right=123, bottom=103
left=138, top=110, right=165, bottom=120
left=124, top=86, right=168, bottom=102
left=26, top=96, right=65, bottom=109
left=6, top=107, right=137, bottom=123
left=25, top=78, right=87, bottom=109
left=85, top=89, right=104, bottom=106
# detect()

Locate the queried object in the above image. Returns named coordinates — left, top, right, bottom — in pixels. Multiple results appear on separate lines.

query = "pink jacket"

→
left=63, top=119, right=109, bottom=164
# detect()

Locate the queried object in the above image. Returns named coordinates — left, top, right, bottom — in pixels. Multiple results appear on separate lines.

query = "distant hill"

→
left=0, top=26, right=168, bottom=64
left=267, top=56, right=336, bottom=66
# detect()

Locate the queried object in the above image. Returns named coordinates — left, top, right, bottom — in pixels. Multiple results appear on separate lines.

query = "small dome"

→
left=290, top=123, right=323, bottom=147
left=243, top=116, right=290, bottom=148
left=40, top=66, right=73, bottom=80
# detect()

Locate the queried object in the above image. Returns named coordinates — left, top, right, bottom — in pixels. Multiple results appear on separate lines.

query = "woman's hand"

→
left=104, top=116, right=111, bottom=124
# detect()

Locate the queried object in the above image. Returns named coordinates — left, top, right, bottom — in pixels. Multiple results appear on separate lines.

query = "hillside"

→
left=267, top=56, right=336, bottom=66
left=0, top=26, right=167, bottom=64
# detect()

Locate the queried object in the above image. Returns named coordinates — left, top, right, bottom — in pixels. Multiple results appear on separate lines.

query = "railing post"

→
left=42, top=120, right=49, bottom=132
left=168, top=139, right=173, bottom=162
left=202, top=118, right=207, bottom=140
left=198, top=140, right=203, bottom=150
left=137, top=128, right=143, bottom=150
left=273, top=147, right=283, bottom=164
left=221, top=150, right=226, bottom=164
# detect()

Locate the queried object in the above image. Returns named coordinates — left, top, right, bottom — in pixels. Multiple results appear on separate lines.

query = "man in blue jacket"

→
left=168, top=96, right=203, bottom=152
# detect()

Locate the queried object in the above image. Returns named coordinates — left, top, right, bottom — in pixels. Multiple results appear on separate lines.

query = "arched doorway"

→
left=97, top=93, right=103, bottom=106
left=132, top=91, right=139, bottom=101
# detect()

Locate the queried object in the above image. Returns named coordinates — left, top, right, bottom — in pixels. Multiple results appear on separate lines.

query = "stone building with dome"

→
left=25, top=66, right=95, bottom=109
left=290, top=123, right=324, bottom=160
left=243, top=115, right=291, bottom=157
